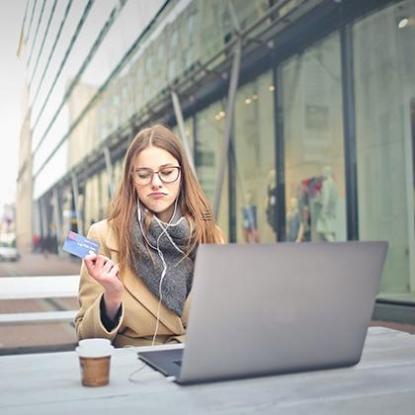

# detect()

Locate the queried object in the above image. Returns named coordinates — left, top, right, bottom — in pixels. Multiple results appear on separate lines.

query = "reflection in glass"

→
left=281, top=33, right=345, bottom=243
left=354, top=0, right=415, bottom=299
left=195, top=101, right=228, bottom=240
left=234, top=71, right=276, bottom=243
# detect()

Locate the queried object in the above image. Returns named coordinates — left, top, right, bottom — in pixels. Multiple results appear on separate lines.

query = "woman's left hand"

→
left=84, top=254, right=124, bottom=319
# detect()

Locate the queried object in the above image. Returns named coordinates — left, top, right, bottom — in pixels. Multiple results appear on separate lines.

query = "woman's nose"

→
left=151, top=172, right=163, bottom=187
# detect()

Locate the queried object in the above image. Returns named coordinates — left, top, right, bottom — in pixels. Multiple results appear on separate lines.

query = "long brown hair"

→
left=108, top=124, right=223, bottom=273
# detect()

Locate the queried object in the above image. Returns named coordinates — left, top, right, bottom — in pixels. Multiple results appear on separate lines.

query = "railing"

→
left=0, top=275, right=79, bottom=326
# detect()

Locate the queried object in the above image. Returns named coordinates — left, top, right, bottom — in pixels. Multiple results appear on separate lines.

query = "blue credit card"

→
left=62, top=231, right=99, bottom=259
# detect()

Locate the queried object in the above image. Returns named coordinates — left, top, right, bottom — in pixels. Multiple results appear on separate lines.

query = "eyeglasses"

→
left=133, top=166, right=181, bottom=185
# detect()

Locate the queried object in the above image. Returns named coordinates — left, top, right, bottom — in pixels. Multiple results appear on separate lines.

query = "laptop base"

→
left=139, top=348, right=184, bottom=379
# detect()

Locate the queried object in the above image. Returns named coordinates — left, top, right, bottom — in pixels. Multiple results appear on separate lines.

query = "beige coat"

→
left=74, top=219, right=191, bottom=347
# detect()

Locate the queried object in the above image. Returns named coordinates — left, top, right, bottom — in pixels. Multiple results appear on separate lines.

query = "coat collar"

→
left=123, top=265, right=186, bottom=334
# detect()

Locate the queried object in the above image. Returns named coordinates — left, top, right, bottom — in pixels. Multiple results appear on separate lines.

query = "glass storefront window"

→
left=113, top=159, right=123, bottom=194
left=281, top=33, right=346, bottom=243
left=234, top=71, right=276, bottom=243
left=172, top=117, right=194, bottom=160
left=195, top=101, right=229, bottom=240
left=84, top=173, right=100, bottom=230
left=354, top=0, right=415, bottom=300
left=99, top=170, right=110, bottom=220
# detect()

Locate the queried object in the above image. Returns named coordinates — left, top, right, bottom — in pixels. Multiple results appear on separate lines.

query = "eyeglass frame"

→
left=132, top=165, right=181, bottom=186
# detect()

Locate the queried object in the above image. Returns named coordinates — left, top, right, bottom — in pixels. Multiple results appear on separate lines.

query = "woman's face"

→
left=132, top=146, right=181, bottom=222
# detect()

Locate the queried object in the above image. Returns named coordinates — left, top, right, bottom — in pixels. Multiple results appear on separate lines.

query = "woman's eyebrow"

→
left=159, top=163, right=178, bottom=168
left=134, top=163, right=177, bottom=170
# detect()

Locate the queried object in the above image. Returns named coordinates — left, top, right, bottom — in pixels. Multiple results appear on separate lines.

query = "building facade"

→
left=17, top=0, right=415, bottom=321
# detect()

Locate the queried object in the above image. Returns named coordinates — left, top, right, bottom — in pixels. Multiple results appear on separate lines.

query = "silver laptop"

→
left=139, top=242, right=388, bottom=384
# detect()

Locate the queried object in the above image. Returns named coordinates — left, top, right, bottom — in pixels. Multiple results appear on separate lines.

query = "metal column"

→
left=213, top=40, right=242, bottom=218
left=39, top=197, right=48, bottom=241
left=52, top=188, right=62, bottom=255
left=71, top=172, right=84, bottom=235
left=273, top=64, right=286, bottom=242
left=171, top=90, right=196, bottom=174
left=340, top=25, right=359, bottom=240
left=103, top=146, right=115, bottom=199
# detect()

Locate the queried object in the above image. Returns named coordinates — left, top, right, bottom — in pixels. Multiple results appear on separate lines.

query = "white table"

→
left=1, top=327, right=415, bottom=414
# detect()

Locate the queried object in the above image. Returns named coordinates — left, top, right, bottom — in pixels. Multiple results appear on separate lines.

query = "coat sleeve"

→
left=74, top=223, right=124, bottom=341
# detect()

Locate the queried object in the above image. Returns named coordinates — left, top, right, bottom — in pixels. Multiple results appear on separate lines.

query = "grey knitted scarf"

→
left=130, top=207, right=195, bottom=316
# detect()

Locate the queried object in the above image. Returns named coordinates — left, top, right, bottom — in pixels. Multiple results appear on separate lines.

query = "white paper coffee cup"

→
left=76, top=339, right=114, bottom=386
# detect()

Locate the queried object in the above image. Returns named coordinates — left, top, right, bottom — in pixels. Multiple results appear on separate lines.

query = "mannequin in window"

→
left=286, top=197, right=304, bottom=242
left=265, top=169, right=278, bottom=234
left=242, top=192, right=260, bottom=243
left=297, top=178, right=321, bottom=242
left=316, top=166, right=338, bottom=242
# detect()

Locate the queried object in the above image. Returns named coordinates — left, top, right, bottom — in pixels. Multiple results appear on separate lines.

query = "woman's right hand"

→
left=84, top=254, right=123, bottom=319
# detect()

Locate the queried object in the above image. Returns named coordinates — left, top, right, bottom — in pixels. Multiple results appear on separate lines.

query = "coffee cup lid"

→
left=76, top=345, right=114, bottom=358
left=78, top=338, right=111, bottom=348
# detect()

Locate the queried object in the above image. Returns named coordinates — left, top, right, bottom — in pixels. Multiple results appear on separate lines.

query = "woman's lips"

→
left=148, top=192, right=167, bottom=199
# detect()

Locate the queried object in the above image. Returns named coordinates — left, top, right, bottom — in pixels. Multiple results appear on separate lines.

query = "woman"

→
left=75, top=124, right=223, bottom=347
